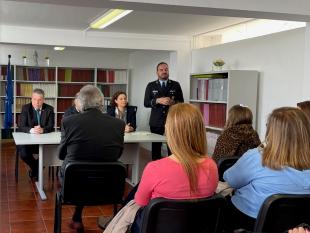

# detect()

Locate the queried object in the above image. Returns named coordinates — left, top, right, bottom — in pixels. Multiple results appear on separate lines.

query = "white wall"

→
left=303, top=23, right=310, bottom=100
left=0, top=25, right=190, bottom=52
left=0, top=44, right=130, bottom=68
left=192, top=28, right=306, bottom=139
left=169, top=49, right=192, bottom=101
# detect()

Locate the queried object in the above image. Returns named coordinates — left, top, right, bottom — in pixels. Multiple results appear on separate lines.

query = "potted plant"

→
left=213, top=59, right=225, bottom=71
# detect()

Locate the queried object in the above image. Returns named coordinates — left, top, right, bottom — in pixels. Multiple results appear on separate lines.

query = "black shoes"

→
left=68, top=220, right=84, bottom=233
left=28, top=170, right=38, bottom=181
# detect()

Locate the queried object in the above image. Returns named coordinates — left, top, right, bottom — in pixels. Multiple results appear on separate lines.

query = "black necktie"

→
left=162, top=82, right=166, bottom=88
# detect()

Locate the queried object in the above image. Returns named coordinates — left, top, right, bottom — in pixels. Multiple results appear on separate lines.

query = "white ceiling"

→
left=0, top=0, right=251, bottom=36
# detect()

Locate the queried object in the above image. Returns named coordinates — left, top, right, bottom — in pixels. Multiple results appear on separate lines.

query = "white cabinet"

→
left=189, top=70, right=259, bottom=154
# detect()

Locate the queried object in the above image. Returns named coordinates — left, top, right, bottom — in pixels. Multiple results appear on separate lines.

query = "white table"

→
left=13, top=131, right=166, bottom=200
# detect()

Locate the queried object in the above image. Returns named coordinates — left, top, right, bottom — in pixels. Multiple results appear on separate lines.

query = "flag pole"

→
left=3, top=54, right=13, bottom=138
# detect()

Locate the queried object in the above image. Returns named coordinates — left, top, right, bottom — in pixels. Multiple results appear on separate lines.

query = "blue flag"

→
left=4, top=55, right=13, bottom=129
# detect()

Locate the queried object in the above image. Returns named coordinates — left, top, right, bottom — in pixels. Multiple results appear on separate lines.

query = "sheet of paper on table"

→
left=126, top=131, right=152, bottom=136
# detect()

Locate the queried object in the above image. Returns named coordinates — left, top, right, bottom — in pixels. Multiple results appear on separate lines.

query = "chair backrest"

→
left=217, top=156, right=239, bottom=181
left=139, top=194, right=227, bottom=233
left=61, top=161, right=126, bottom=206
left=254, top=194, right=310, bottom=233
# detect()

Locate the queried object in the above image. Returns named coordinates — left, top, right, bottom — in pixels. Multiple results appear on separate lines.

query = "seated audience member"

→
left=223, top=107, right=310, bottom=231
left=297, top=100, right=310, bottom=119
left=58, top=85, right=125, bottom=233
left=63, top=92, right=81, bottom=118
left=18, top=88, right=55, bottom=179
left=129, top=103, right=219, bottom=232
left=212, top=104, right=261, bottom=162
left=289, top=224, right=310, bottom=233
left=107, top=91, right=137, bottom=132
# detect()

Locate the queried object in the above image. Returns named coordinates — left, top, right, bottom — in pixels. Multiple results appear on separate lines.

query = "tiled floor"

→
left=0, top=141, right=145, bottom=233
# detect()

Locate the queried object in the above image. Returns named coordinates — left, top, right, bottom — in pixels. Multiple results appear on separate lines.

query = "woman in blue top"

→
left=107, top=91, right=137, bottom=133
left=224, top=107, right=310, bottom=231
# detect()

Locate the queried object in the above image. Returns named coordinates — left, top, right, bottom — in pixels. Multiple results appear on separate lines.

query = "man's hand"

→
left=156, top=97, right=174, bottom=106
left=33, top=125, right=44, bottom=134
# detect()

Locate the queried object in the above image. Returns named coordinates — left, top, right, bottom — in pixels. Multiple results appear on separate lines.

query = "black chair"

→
left=139, top=194, right=227, bottom=233
left=253, top=194, right=310, bottom=233
left=48, top=166, right=60, bottom=181
left=54, top=161, right=126, bottom=233
left=217, top=156, right=239, bottom=181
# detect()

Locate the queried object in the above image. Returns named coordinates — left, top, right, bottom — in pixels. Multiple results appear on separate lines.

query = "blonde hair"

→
left=262, top=107, right=310, bottom=170
left=297, top=100, right=310, bottom=120
left=225, top=105, right=253, bottom=129
left=165, top=103, right=207, bottom=193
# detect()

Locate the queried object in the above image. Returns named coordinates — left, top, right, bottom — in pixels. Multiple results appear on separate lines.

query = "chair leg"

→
left=54, top=192, right=58, bottom=233
left=54, top=192, right=62, bottom=233
left=51, top=167, right=55, bottom=181
left=15, top=149, right=19, bottom=183
left=48, top=166, right=55, bottom=182
left=49, top=167, right=58, bottom=182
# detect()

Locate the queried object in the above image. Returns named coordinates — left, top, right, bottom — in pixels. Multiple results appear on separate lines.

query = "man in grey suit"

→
left=58, top=84, right=125, bottom=232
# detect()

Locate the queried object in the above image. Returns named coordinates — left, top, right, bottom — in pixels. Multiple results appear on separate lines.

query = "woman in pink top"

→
left=134, top=103, right=218, bottom=215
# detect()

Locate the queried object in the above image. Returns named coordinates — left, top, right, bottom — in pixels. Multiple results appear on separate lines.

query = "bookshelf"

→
left=15, top=66, right=57, bottom=131
left=189, top=70, right=259, bottom=155
left=96, top=68, right=128, bottom=108
left=56, top=67, right=95, bottom=128
left=1, top=65, right=129, bottom=137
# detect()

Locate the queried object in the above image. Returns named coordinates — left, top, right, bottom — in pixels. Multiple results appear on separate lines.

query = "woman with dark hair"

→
left=107, top=91, right=137, bottom=133
left=212, top=104, right=261, bottom=162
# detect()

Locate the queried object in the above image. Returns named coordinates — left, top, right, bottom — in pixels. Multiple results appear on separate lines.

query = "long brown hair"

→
left=225, top=105, right=253, bottom=129
left=297, top=100, right=310, bottom=120
left=165, top=103, right=207, bottom=193
left=110, top=91, right=127, bottom=107
left=262, top=107, right=310, bottom=170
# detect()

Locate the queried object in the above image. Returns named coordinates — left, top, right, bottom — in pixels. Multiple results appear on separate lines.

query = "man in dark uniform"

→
left=144, top=62, right=184, bottom=160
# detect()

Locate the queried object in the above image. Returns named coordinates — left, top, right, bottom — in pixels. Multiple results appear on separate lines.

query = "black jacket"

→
left=18, top=103, right=55, bottom=133
left=107, top=105, right=137, bottom=130
left=58, top=108, right=125, bottom=166
left=144, top=79, right=184, bottom=127
left=63, top=105, right=79, bottom=118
